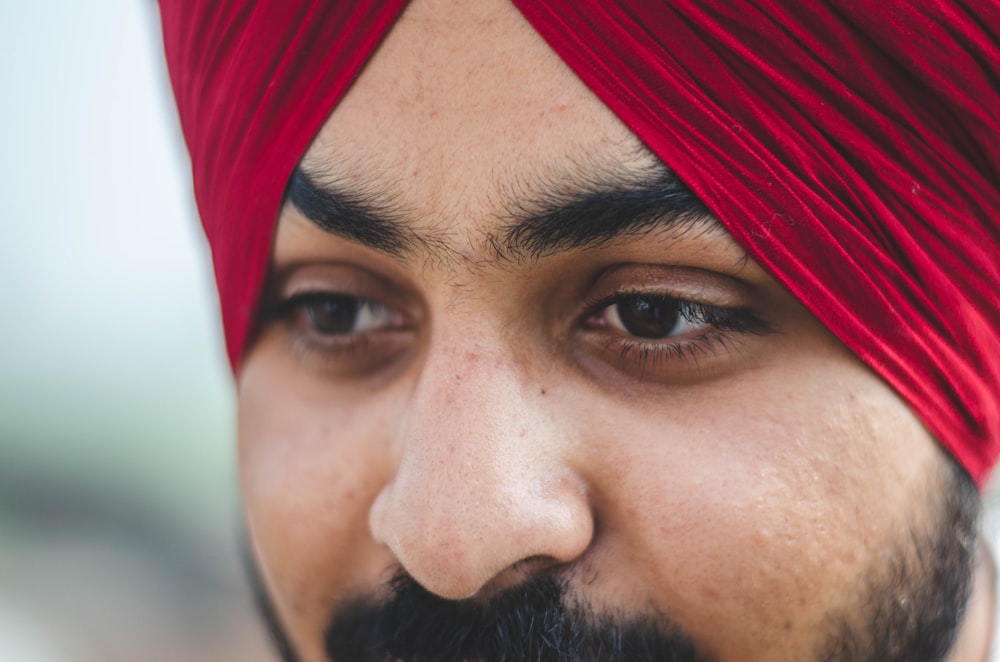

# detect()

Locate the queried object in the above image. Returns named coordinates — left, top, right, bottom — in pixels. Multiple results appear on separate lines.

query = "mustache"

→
left=324, top=571, right=709, bottom=662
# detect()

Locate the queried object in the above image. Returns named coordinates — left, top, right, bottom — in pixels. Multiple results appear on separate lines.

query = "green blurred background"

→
left=0, top=2, right=274, bottom=660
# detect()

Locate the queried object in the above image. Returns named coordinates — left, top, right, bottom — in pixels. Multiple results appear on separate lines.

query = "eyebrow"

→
left=286, top=168, right=415, bottom=257
left=286, top=165, right=717, bottom=263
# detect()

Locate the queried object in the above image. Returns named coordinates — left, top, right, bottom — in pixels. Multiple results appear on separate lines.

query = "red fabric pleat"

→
left=160, top=1, right=1000, bottom=485
left=159, top=0, right=408, bottom=369
left=513, top=0, right=1000, bottom=484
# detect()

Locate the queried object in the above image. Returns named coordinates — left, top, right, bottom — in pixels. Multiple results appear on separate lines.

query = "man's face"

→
left=236, top=0, right=967, bottom=660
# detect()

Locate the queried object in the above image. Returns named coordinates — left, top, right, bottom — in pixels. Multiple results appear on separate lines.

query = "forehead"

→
left=301, top=0, right=659, bottom=222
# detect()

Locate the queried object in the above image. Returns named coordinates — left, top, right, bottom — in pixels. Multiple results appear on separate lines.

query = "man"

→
left=159, top=0, right=1000, bottom=660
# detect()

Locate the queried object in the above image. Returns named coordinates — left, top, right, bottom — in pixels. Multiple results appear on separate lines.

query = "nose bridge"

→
left=369, top=336, right=593, bottom=599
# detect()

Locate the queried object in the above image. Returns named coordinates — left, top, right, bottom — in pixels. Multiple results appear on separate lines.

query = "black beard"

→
left=324, top=571, right=706, bottom=662
left=815, top=455, right=980, bottom=661
left=248, top=456, right=979, bottom=662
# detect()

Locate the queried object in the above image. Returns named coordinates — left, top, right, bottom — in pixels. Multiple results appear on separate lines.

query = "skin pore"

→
left=236, top=0, right=994, bottom=659
left=247, top=456, right=983, bottom=661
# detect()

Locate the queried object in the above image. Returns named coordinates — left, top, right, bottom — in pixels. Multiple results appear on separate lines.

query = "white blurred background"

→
left=0, top=2, right=275, bottom=660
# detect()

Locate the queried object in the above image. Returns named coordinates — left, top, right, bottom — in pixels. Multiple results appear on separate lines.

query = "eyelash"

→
left=579, top=289, right=769, bottom=379
left=258, top=287, right=769, bottom=379
left=258, top=291, right=406, bottom=361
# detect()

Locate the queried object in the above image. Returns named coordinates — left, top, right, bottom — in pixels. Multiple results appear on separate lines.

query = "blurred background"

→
left=0, top=2, right=275, bottom=661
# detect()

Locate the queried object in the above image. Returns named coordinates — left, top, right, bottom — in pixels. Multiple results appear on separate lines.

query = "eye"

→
left=296, top=293, right=399, bottom=336
left=580, top=290, right=771, bottom=383
left=257, top=287, right=415, bottom=376
left=601, top=295, right=699, bottom=339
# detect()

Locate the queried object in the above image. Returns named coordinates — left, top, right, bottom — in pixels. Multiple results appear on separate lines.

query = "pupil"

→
left=617, top=296, right=680, bottom=338
left=305, top=296, right=360, bottom=335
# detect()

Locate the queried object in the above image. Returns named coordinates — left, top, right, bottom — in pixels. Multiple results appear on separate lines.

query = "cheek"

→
left=582, top=354, right=940, bottom=659
left=236, top=343, right=396, bottom=657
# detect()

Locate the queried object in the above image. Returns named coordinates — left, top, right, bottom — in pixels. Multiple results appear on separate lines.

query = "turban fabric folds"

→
left=159, top=1, right=1000, bottom=485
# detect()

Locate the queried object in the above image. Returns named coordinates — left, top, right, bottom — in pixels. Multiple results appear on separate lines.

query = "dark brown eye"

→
left=302, top=295, right=361, bottom=335
left=613, top=296, right=683, bottom=338
left=615, top=296, right=681, bottom=338
left=611, top=296, right=683, bottom=339
left=289, top=294, right=399, bottom=336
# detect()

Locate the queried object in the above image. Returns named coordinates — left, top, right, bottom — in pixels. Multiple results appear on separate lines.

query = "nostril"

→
left=477, top=554, right=564, bottom=597
left=367, top=362, right=596, bottom=601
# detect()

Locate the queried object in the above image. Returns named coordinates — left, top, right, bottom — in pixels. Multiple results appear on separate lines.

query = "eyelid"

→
left=577, top=307, right=769, bottom=385
left=255, top=266, right=421, bottom=377
left=579, top=264, right=757, bottom=318
left=571, top=265, right=773, bottom=385
left=265, top=261, right=422, bottom=321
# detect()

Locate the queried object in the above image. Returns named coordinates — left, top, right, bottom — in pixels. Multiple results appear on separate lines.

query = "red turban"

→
left=160, top=1, right=1000, bottom=485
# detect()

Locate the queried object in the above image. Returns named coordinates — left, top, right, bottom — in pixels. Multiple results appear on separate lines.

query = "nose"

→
left=369, top=343, right=594, bottom=600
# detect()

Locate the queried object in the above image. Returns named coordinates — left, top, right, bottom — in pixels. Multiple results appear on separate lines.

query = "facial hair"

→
left=324, top=570, right=706, bottom=662
left=248, top=456, right=978, bottom=662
